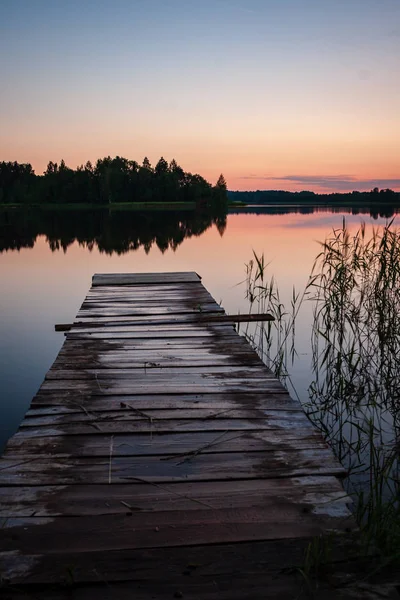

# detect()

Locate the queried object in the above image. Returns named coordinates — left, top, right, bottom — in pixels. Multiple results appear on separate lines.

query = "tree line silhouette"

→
left=0, top=157, right=228, bottom=208
left=228, top=188, right=400, bottom=204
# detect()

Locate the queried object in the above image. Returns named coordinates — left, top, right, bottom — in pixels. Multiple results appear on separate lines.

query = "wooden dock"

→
left=0, top=272, right=356, bottom=598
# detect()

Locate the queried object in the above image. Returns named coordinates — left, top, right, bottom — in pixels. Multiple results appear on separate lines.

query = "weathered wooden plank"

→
left=85, top=288, right=212, bottom=299
left=69, top=315, right=271, bottom=329
left=68, top=322, right=236, bottom=334
left=0, top=502, right=354, bottom=558
left=83, top=300, right=218, bottom=310
left=0, top=448, right=345, bottom=485
left=77, top=305, right=224, bottom=317
left=44, top=366, right=270, bottom=380
left=78, top=300, right=219, bottom=311
left=73, top=315, right=228, bottom=328
left=92, top=272, right=201, bottom=285
left=29, top=391, right=294, bottom=409
left=85, top=292, right=207, bottom=302
left=19, top=408, right=306, bottom=428
left=1, top=575, right=388, bottom=600
left=53, top=348, right=261, bottom=365
left=83, top=288, right=215, bottom=298
left=51, top=355, right=262, bottom=370
left=56, top=344, right=255, bottom=356
left=86, top=284, right=206, bottom=296
left=5, top=570, right=254, bottom=600
left=0, top=475, right=349, bottom=516
left=88, top=281, right=205, bottom=292
left=79, top=297, right=218, bottom=310
left=65, top=329, right=239, bottom=340
left=83, top=288, right=215, bottom=299
left=55, top=346, right=256, bottom=360
left=37, top=379, right=288, bottom=394
left=3, top=429, right=326, bottom=459
left=12, top=416, right=315, bottom=438
left=58, top=336, right=254, bottom=351
left=0, top=537, right=362, bottom=590
left=79, top=297, right=223, bottom=311
left=77, top=304, right=222, bottom=316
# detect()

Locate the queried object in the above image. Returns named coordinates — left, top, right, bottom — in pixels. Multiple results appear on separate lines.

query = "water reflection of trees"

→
left=229, top=205, right=399, bottom=219
left=0, top=208, right=227, bottom=254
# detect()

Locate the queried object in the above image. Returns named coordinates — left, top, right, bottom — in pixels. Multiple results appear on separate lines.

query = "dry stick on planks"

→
left=108, top=435, right=114, bottom=484
left=94, top=372, right=103, bottom=392
left=122, top=476, right=215, bottom=509
left=176, top=433, right=245, bottom=466
left=64, top=399, right=144, bottom=426
left=66, top=401, right=121, bottom=431
left=0, top=456, right=43, bottom=471
left=120, top=500, right=141, bottom=512
left=70, top=402, right=96, bottom=419
left=71, top=402, right=104, bottom=431
left=121, top=402, right=154, bottom=440
left=63, top=398, right=103, bottom=420
left=120, top=402, right=153, bottom=422
left=160, top=430, right=244, bottom=465
left=205, top=407, right=235, bottom=420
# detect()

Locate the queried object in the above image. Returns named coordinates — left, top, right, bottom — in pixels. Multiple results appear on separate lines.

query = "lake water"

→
left=0, top=205, right=396, bottom=452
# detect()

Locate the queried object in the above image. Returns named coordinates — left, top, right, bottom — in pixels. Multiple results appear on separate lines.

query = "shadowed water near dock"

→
left=0, top=272, right=373, bottom=598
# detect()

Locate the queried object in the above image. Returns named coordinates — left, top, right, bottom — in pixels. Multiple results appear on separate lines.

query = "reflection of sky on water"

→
left=283, top=214, right=398, bottom=229
left=0, top=208, right=398, bottom=477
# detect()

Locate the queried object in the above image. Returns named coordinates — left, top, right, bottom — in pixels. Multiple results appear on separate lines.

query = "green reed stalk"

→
left=243, top=220, right=400, bottom=567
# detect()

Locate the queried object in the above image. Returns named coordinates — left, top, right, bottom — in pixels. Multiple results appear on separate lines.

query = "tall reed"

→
left=243, top=251, right=306, bottom=398
left=243, top=219, right=400, bottom=564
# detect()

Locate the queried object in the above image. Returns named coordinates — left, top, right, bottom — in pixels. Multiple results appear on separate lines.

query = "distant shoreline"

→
left=228, top=200, right=400, bottom=209
left=1, top=199, right=400, bottom=212
left=0, top=201, right=198, bottom=211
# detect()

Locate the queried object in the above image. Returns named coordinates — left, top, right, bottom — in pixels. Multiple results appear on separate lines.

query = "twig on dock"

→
left=205, top=408, right=235, bottom=419
left=120, top=402, right=153, bottom=422
left=108, top=435, right=114, bottom=484
left=160, top=430, right=242, bottom=464
left=122, top=476, right=214, bottom=509
left=94, top=373, right=103, bottom=392
left=0, top=457, right=42, bottom=471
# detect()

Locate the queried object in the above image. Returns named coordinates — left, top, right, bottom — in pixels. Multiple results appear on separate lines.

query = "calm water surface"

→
left=0, top=206, right=395, bottom=451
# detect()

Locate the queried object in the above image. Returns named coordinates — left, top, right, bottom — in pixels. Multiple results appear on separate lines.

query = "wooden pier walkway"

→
left=0, top=272, right=355, bottom=599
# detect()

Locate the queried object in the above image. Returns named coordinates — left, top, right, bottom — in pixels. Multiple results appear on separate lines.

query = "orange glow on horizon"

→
left=3, top=127, right=399, bottom=194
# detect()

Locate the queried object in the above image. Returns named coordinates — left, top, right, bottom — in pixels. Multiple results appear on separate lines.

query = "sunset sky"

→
left=1, top=0, right=399, bottom=192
